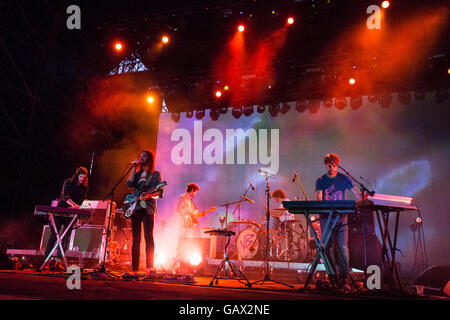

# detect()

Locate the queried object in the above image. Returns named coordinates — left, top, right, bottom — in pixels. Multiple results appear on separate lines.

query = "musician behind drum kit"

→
left=271, top=189, right=294, bottom=223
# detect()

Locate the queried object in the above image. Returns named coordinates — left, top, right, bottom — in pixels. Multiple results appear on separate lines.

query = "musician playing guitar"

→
left=126, top=150, right=164, bottom=274
left=176, top=183, right=216, bottom=233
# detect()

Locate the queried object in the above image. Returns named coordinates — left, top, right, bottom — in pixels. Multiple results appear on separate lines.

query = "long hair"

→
left=71, top=166, right=89, bottom=187
left=141, top=150, right=155, bottom=172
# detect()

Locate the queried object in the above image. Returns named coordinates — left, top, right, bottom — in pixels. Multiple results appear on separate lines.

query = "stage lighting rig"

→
left=196, top=110, right=205, bottom=120
left=232, top=106, right=242, bottom=119
left=243, top=105, right=254, bottom=116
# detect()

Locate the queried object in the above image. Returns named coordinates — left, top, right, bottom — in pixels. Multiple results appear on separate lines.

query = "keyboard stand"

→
left=38, top=213, right=79, bottom=272
left=303, top=211, right=339, bottom=290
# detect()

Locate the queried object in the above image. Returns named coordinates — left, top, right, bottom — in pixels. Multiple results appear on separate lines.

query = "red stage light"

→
left=215, top=90, right=222, bottom=98
left=114, top=42, right=123, bottom=51
left=287, top=17, right=294, bottom=25
left=349, top=78, right=356, bottom=85
left=416, top=217, right=422, bottom=224
left=147, top=95, right=154, bottom=104
left=189, top=252, right=202, bottom=266
left=162, top=36, right=169, bottom=44
left=382, top=1, right=390, bottom=8
left=238, top=25, right=245, bottom=32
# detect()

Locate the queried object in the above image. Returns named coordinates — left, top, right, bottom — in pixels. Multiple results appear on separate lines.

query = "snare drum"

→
left=261, top=216, right=281, bottom=234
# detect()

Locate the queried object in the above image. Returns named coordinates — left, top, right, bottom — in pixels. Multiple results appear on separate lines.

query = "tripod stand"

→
left=207, top=229, right=251, bottom=287
left=88, top=164, right=134, bottom=280
left=250, top=173, right=294, bottom=289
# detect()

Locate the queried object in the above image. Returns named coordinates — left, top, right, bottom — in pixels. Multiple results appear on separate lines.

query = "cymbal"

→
left=229, top=220, right=255, bottom=224
left=272, top=208, right=288, bottom=211
left=281, top=220, right=302, bottom=223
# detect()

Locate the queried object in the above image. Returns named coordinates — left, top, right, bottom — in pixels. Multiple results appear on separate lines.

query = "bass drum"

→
left=236, top=228, right=265, bottom=260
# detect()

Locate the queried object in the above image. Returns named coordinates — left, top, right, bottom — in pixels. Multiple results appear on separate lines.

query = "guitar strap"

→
left=138, top=171, right=154, bottom=193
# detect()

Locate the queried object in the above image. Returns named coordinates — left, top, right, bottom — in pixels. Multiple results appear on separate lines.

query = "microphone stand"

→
left=292, top=172, right=311, bottom=261
left=331, top=160, right=375, bottom=280
left=250, top=173, right=293, bottom=288
left=231, top=184, right=253, bottom=235
left=88, top=163, right=134, bottom=279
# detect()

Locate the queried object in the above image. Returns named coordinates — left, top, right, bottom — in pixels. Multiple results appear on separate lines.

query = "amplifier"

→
left=39, top=224, right=106, bottom=260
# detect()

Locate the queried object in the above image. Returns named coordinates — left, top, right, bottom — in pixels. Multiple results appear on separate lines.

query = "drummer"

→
left=271, top=189, right=295, bottom=223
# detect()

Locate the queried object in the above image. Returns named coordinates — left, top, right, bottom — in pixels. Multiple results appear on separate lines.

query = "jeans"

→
left=131, top=209, right=155, bottom=271
left=320, top=214, right=349, bottom=283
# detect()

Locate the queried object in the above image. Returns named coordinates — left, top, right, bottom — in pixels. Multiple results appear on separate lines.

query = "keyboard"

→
left=34, top=205, right=91, bottom=218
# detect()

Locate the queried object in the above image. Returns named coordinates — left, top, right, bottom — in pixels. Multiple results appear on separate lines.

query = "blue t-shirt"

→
left=315, top=173, right=353, bottom=201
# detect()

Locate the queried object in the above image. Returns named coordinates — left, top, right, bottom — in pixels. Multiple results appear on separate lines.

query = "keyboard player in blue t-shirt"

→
left=315, top=153, right=361, bottom=290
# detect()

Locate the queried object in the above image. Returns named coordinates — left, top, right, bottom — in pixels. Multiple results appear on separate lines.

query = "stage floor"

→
left=0, top=268, right=444, bottom=301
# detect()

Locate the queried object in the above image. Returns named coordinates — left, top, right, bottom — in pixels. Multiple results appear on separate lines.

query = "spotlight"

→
left=308, top=100, right=320, bottom=113
left=257, top=105, right=265, bottom=113
left=243, top=106, right=254, bottom=116
left=295, top=100, right=307, bottom=112
left=238, top=25, right=245, bottom=32
left=186, top=111, right=194, bottom=118
left=188, top=252, right=202, bottom=266
left=280, top=102, right=290, bottom=115
left=171, top=112, right=180, bottom=122
left=287, top=17, right=295, bottom=25
left=335, top=97, right=347, bottom=110
left=368, top=95, right=377, bottom=103
left=378, top=93, right=392, bottom=108
left=268, top=103, right=280, bottom=117
left=381, top=1, right=390, bottom=9
left=215, top=90, right=222, bottom=98
left=349, top=78, right=356, bottom=85
left=195, top=110, right=205, bottom=120
left=350, top=96, right=362, bottom=110
left=232, top=106, right=242, bottom=119
left=161, top=35, right=170, bottom=44
left=147, top=95, right=155, bottom=104
left=323, top=98, right=333, bottom=108
left=416, top=217, right=422, bottom=224
left=210, top=108, right=220, bottom=121
left=224, top=85, right=229, bottom=91
left=114, top=42, right=123, bottom=51
left=414, top=91, right=425, bottom=101
left=220, top=106, right=228, bottom=114
left=398, top=92, right=411, bottom=105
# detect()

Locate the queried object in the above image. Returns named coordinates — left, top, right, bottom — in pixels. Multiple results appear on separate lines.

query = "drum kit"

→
left=228, top=208, right=309, bottom=262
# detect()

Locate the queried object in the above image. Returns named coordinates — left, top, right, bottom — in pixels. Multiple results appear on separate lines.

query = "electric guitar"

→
left=183, top=206, right=217, bottom=228
left=123, top=181, right=167, bottom=218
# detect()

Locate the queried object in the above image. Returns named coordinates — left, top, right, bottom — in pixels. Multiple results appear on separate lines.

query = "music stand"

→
left=206, top=229, right=251, bottom=287
left=87, top=164, right=134, bottom=280
left=250, top=173, right=294, bottom=289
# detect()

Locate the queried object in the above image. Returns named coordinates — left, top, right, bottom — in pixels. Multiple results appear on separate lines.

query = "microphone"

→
left=258, top=168, right=275, bottom=176
left=130, top=160, right=142, bottom=166
left=249, top=181, right=255, bottom=191
left=241, top=195, right=255, bottom=204
left=292, top=172, right=298, bottom=183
